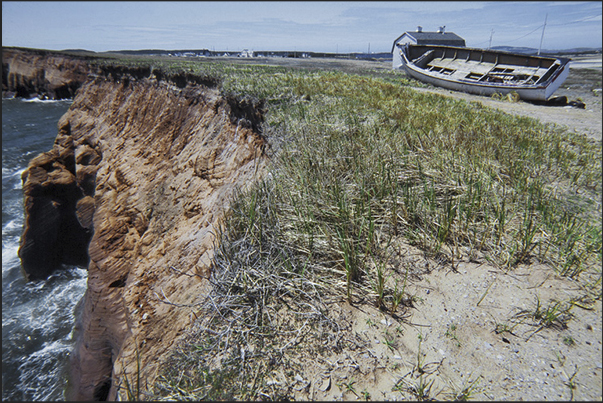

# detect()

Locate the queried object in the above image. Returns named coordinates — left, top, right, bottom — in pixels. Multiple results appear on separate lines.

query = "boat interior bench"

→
left=425, top=57, right=551, bottom=84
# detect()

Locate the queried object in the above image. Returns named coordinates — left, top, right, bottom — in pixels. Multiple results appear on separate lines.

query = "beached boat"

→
left=396, top=43, right=571, bottom=101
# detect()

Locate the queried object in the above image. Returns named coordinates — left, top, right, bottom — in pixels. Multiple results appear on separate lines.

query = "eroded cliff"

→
left=18, top=67, right=267, bottom=400
left=2, top=47, right=93, bottom=99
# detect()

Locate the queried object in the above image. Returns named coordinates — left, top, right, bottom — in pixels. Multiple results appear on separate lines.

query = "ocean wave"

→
left=3, top=91, right=80, bottom=402
left=2, top=216, right=23, bottom=231
left=16, top=339, right=72, bottom=401
left=21, top=97, right=73, bottom=104
left=2, top=241, right=20, bottom=271
left=1, top=203, right=24, bottom=229
left=2, top=166, right=26, bottom=180
left=1, top=168, right=25, bottom=193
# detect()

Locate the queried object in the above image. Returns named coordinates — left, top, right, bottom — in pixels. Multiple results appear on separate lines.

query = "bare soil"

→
left=281, top=245, right=602, bottom=401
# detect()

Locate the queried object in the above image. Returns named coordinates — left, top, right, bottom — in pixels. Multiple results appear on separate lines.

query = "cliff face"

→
left=18, top=68, right=267, bottom=400
left=2, top=47, right=92, bottom=99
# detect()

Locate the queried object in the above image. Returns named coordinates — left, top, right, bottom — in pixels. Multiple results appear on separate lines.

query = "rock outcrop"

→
left=18, top=120, right=94, bottom=280
left=18, top=65, right=267, bottom=400
left=2, top=47, right=92, bottom=99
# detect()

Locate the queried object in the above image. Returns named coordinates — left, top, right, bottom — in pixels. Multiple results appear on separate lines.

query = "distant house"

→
left=392, top=26, right=465, bottom=69
left=239, top=49, right=254, bottom=58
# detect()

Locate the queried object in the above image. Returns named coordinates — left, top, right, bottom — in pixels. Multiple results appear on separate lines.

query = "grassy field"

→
left=92, top=56, right=601, bottom=400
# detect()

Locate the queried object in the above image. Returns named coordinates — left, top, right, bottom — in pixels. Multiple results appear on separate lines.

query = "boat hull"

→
left=397, top=44, right=571, bottom=101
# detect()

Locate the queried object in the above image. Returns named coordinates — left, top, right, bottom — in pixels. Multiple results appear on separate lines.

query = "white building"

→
left=392, top=26, right=466, bottom=69
left=239, top=49, right=254, bottom=58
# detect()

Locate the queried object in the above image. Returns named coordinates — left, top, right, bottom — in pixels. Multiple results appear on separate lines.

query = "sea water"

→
left=2, top=98, right=88, bottom=401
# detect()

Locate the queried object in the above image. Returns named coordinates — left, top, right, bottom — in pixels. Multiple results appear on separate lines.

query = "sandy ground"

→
left=192, top=55, right=603, bottom=401
left=269, top=237, right=601, bottom=402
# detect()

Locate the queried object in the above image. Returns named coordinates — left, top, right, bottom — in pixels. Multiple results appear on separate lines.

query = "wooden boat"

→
left=396, top=44, right=571, bottom=101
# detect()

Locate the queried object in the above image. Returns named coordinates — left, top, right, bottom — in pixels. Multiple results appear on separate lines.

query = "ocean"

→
left=2, top=98, right=88, bottom=401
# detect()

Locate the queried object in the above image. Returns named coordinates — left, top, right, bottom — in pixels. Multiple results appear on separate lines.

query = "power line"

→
left=548, top=14, right=602, bottom=26
left=471, top=13, right=600, bottom=48
left=505, top=24, right=545, bottom=44
left=503, top=13, right=602, bottom=45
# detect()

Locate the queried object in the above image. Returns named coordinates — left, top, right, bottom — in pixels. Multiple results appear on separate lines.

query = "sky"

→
left=2, top=1, right=602, bottom=53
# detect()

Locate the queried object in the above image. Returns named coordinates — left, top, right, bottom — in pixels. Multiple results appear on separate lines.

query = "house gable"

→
left=391, top=30, right=466, bottom=53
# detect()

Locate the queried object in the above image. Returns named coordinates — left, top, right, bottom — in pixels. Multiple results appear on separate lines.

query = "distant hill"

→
left=61, top=49, right=97, bottom=53
left=491, top=45, right=602, bottom=56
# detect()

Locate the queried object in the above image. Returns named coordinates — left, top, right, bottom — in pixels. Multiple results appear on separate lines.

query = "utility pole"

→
left=488, top=29, right=494, bottom=49
left=538, top=13, right=548, bottom=55
left=368, top=43, right=370, bottom=54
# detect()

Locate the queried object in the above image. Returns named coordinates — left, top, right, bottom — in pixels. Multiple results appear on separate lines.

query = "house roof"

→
left=391, top=31, right=466, bottom=52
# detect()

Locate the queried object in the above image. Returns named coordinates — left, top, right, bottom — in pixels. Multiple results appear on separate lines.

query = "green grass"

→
left=510, top=296, right=577, bottom=341
left=120, top=56, right=603, bottom=400
left=445, top=374, right=482, bottom=401
left=445, top=323, right=461, bottom=347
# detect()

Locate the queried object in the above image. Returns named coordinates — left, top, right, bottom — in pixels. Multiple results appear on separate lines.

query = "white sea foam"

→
left=17, top=339, right=72, bottom=401
left=2, top=166, right=26, bottom=180
left=2, top=167, right=27, bottom=179
left=1, top=203, right=24, bottom=230
left=2, top=218, right=22, bottom=234
left=21, top=97, right=72, bottom=104
left=2, top=242, right=20, bottom=277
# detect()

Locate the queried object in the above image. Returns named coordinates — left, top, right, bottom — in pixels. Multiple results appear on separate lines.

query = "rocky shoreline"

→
left=2, top=47, right=93, bottom=99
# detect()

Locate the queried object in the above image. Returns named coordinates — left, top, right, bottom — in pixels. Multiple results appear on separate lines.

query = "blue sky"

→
left=2, top=1, right=602, bottom=53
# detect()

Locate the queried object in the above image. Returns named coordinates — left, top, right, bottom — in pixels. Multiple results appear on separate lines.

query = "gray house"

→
left=392, top=26, right=465, bottom=69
